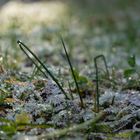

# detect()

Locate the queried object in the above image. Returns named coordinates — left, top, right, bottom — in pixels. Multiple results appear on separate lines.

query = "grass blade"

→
left=94, top=55, right=109, bottom=112
left=60, top=37, right=84, bottom=108
left=94, top=55, right=110, bottom=79
left=17, top=40, right=69, bottom=100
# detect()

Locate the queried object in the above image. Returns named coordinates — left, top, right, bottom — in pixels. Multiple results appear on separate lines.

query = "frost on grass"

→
left=1, top=68, right=140, bottom=139
left=1, top=72, right=86, bottom=129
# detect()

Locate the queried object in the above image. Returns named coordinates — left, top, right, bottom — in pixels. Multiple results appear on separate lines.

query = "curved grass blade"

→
left=94, top=55, right=110, bottom=112
left=17, top=40, right=69, bottom=100
left=60, top=37, right=84, bottom=108
left=94, top=55, right=110, bottom=79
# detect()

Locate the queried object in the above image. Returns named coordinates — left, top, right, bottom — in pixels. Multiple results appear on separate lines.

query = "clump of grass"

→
left=17, top=40, right=69, bottom=100
left=60, top=36, right=85, bottom=108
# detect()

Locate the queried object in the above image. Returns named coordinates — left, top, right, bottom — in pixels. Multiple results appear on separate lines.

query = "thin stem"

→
left=60, top=37, right=84, bottom=108
left=94, top=55, right=109, bottom=112
left=17, top=40, right=69, bottom=100
left=94, top=55, right=110, bottom=79
left=94, top=57, right=100, bottom=112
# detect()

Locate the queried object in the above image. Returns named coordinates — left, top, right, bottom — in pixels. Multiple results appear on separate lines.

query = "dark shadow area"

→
left=67, top=0, right=140, bottom=16
left=65, top=0, right=140, bottom=29
left=0, top=0, right=10, bottom=7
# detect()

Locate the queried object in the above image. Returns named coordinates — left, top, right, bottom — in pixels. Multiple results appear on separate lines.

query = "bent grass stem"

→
left=94, top=55, right=110, bottom=112
left=17, top=40, right=69, bottom=100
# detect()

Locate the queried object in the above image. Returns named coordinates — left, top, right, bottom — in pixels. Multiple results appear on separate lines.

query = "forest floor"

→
left=0, top=0, right=140, bottom=140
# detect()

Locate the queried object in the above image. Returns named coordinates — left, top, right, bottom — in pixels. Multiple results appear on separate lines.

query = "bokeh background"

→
left=0, top=0, right=140, bottom=71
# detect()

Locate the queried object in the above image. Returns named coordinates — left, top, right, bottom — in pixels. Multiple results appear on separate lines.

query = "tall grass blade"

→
left=60, top=37, right=84, bottom=108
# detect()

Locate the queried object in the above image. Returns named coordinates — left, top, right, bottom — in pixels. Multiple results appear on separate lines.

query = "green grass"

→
left=17, top=40, right=69, bottom=99
left=0, top=1, right=140, bottom=139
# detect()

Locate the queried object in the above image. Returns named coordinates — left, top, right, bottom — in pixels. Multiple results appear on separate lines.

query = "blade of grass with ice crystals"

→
left=17, top=40, right=69, bottom=100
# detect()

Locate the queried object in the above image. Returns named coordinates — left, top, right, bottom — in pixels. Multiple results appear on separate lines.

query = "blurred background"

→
left=0, top=0, right=140, bottom=71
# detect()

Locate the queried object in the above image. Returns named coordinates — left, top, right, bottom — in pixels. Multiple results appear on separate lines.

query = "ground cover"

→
left=0, top=0, right=140, bottom=139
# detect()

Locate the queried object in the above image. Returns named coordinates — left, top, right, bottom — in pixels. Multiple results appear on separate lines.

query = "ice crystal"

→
left=81, top=109, right=95, bottom=121
left=36, top=117, right=45, bottom=124
left=12, top=82, right=35, bottom=100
